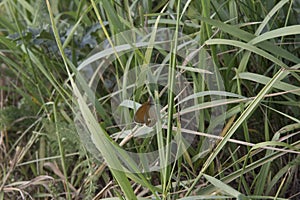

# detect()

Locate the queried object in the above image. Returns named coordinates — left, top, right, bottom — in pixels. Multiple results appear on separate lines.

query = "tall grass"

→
left=0, top=0, right=299, bottom=199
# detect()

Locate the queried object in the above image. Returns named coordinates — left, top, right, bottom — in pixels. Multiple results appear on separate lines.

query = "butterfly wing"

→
left=134, top=97, right=157, bottom=126
left=134, top=103, right=150, bottom=124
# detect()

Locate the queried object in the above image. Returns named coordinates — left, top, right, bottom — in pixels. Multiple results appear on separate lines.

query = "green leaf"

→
left=203, top=174, right=245, bottom=198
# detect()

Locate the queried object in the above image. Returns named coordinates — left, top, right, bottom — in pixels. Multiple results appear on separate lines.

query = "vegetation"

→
left=0, top=0, right=299, bottom=199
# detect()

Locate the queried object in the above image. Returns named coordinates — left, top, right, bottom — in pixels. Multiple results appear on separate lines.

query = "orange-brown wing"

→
left=134, top=103, right=150, bottom=124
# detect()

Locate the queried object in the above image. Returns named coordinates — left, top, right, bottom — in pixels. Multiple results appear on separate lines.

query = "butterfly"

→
left=134, top=97, right=157, bottom=127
